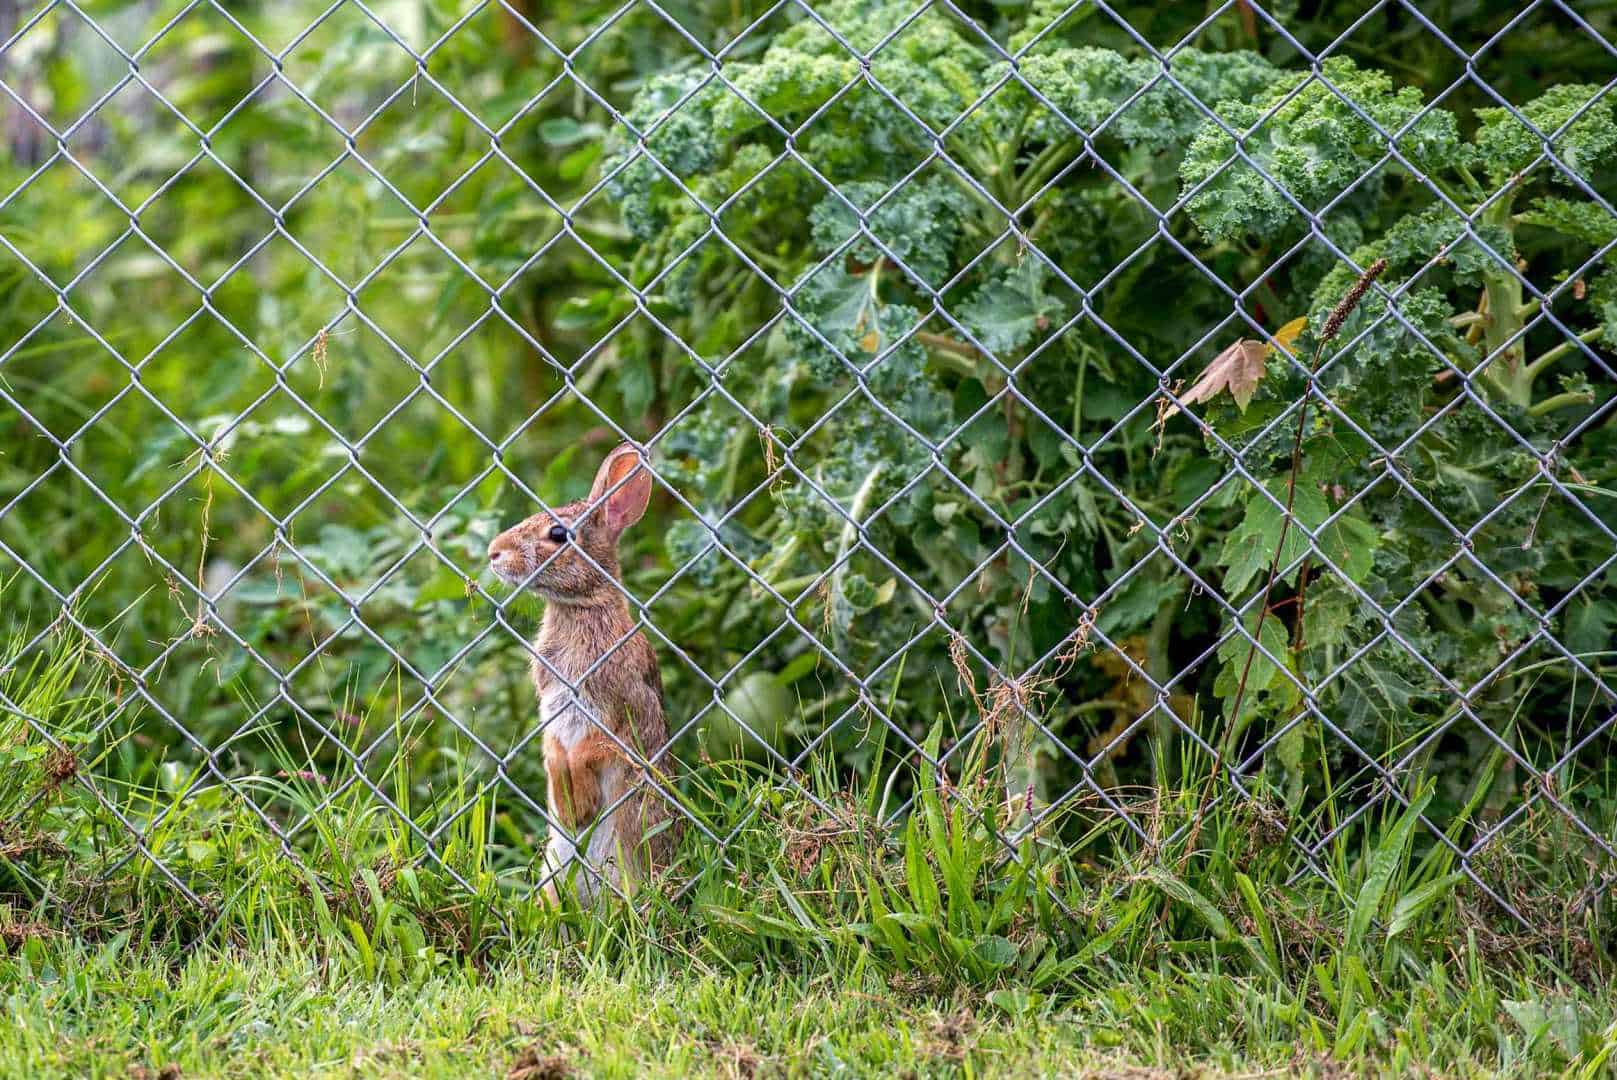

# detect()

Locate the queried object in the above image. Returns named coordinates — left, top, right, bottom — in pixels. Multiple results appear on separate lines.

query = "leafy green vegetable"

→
left=599, top=0, right=1615, bottom=828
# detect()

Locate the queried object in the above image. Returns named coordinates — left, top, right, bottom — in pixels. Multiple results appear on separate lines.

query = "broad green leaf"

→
left=538, top=117, right=593, bottom=147
left=414, top=569, right=468, bottom=606
left=972, top=934, right=1017, bottom=970
left=1214, top=611, right=1292, bottom=705
left=1565, top=599, right=1617, bottom=658
left=1220, top=480, right=1379, bottom=597
left=958, top=261, right=1063, bottom=358
left=987, top=988, right=1045, bottom=1017
left=1386, top=871, right=1462, bottom=938
left=1143, top=865, right=1233, bottom=942
left=1347, top=789, right=1432, bottom=952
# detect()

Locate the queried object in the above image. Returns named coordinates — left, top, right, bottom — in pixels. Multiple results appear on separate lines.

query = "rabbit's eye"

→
left=547, top=525, right=570, bottom=544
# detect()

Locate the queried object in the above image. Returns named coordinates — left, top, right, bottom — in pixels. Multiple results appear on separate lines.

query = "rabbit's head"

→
left=487, top=442, right=653, bottom=604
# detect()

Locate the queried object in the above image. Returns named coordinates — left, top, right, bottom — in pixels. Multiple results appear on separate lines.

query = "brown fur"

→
left=488, top=444, right=680, bottom=901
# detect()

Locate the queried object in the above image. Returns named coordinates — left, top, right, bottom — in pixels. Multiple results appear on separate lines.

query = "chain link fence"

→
left=0, top=0, right=1614, bottom=939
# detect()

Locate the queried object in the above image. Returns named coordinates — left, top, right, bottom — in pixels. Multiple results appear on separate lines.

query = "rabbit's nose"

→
left=487, top=538, right=513, bottom=569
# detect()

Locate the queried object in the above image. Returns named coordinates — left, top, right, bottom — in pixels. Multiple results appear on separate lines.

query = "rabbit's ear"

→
left=589, top=442, right=652, bottom=534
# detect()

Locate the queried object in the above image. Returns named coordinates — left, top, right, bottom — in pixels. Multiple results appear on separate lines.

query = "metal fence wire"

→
left=0, top=0, right=1615, bottom=936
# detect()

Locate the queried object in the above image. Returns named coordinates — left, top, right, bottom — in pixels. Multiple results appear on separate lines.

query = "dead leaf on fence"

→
left=1169, top=339, right=1266, bottom=416
left=1164, top=316, right=1306, bottom=418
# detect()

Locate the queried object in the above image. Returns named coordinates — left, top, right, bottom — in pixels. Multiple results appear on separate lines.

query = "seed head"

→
left=1320, top=258, right=1389, bottom=344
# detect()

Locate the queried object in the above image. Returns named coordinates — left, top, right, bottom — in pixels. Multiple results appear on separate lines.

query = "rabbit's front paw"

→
left=545, top=732, right=615, bottom=828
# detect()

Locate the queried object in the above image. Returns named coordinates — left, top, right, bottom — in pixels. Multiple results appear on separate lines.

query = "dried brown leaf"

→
left=1166, top=339, right=1268, bottom=418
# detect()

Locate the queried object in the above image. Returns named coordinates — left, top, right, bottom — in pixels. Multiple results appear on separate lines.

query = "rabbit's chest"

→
left=539, top=683, right=605, bottom=749
left=530, top=629, right=618, bottom=749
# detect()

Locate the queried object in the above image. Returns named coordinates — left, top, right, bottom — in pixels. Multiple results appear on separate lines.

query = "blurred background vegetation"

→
left=1, top=0, right=1615, bottom=930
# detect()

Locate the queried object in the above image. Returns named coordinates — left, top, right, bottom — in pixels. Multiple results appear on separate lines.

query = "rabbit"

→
left=487, top=442, right=680, bottom=904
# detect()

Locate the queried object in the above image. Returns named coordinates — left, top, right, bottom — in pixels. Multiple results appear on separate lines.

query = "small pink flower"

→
left=277, top=769, right=329, bottom=785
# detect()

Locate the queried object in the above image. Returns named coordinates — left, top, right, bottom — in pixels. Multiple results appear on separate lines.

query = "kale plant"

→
left=1183, top=69, right=1617, bottom=813
left=600, top=0, right=1616, bottom=825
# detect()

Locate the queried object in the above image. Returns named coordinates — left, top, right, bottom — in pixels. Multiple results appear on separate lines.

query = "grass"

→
left=0, top=941, right=1299, bottom=1077
left=7, top=912, right=1617, bottom=1079
left=5, top=618, right=1617, bottom=1077
left=10, top=934, right=1614, bottom=1079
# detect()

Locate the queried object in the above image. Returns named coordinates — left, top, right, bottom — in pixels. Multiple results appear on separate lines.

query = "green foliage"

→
left=7, top=649, right=1617, bottom=1075
left=8, top=597, right=1617, bottom=1077
left=2, top=0, right=1616, bottom=967
left=1473, top=83, right=1617, bottom=185
left=1178, top=49, right=1617, bottom=790
left=587, top=0, right=1617, bottom=850
left=1182, top=57, right=1463, bottom=242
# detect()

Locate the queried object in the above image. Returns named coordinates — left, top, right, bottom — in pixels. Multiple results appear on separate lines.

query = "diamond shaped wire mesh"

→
left=0, top=0, right=1614, bottom=937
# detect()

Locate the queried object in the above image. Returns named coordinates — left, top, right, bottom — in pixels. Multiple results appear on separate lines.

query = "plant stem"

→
left=1218, top=399, right=1310, bottom=760
left=1017, top=137, right=1081, bottom=204
left=1209, top=259, right=1387, bottom=788
left=1523, top=325, right=1605, bottom=385
left=719, top=424, right=747, bottom=504
left=1478, top=195, right=1529, bottom=404
left=1072, top=346, right=1089, bottom=437
left=825, top=461, right=885, bottom=645
left=1528, top=389, right=1597, bottom=417
left=1482, top=271, right=1528, bottom=402
left=998, top=103, right=1038, bottom=200
left=915, top=331, right=983, bottom=377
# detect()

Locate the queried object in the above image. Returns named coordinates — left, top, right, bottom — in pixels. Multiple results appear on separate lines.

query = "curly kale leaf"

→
left=1309, top=205, right=1515, bottom=320
left=787, top=265, right=880, bottom=375
left=760, top=0, right=993, bottom=137
left=956, top=259, right=1067, bottom=358
left=809, top=178, right=973, bottom=288
left=1238, top=212, right=1494, bottom=455
left=784, top=264, right=952, bottom=440
left=607, top=0, right=993, bottom=265
left=608, top=70, right=721, bottom=241
left=658, top=408, right=772, bottom=587
left=1515, top=195, right=1617, bottom=248
left=1473, top=84, right=1617, bottom=186
left=1314, top=286, right=1469, bottom=445
left=1007, top=47, right=1275, bottom=152
left=1006, top=0, right=1087, bottom=54
left=1297, top=211, right=1506, bottom=436
left=1181, top=57, right=1461, bottom=242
